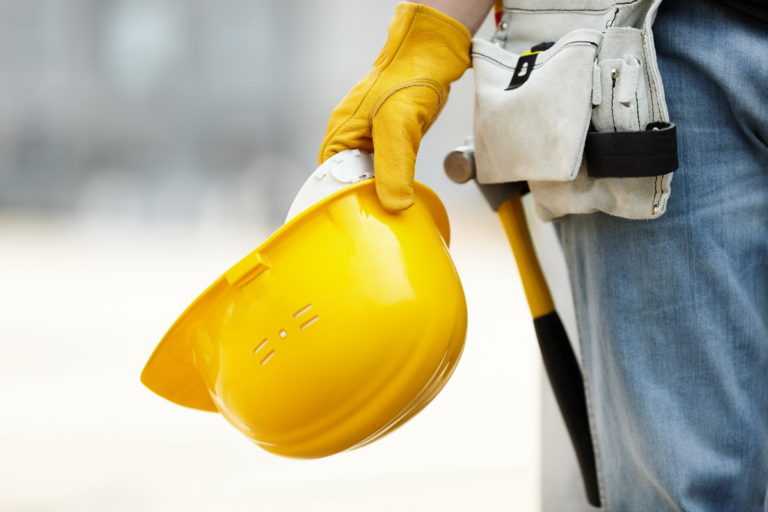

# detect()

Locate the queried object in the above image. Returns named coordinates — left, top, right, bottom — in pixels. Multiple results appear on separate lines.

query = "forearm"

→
left=418, top=0, right=495, bottom=33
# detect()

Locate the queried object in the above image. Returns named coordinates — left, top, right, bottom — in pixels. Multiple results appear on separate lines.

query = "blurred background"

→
left=0, top=1, right=591, bottom=510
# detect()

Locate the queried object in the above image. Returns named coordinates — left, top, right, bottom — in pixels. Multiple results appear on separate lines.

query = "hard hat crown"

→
left=142, top=159, right=466, bottom=457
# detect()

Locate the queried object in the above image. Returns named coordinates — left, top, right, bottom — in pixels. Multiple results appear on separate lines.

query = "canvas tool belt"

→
left=472, top=0, right=677, bottom=220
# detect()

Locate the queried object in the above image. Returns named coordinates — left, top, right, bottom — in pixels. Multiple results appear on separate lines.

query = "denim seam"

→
left=581, top=357, right=609, bottom=508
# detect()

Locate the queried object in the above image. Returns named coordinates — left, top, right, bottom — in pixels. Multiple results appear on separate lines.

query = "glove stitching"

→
left=369, top=79, right=445, bottom=123
left=318, top=8, right=419, bottom=161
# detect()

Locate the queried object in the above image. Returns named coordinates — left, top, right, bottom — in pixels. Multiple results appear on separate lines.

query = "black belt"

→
left=585, top=122, right=678, bottom=178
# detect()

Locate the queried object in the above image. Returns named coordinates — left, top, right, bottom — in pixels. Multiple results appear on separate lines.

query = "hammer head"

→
left=442, top=141, right=529, bottom=211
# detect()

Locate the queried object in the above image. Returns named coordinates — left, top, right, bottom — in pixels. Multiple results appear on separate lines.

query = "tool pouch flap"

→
left=473, top=29, right=603, bottom=184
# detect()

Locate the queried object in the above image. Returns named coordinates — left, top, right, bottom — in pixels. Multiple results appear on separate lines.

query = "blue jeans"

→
left=554, top=1, right=768, bottom=510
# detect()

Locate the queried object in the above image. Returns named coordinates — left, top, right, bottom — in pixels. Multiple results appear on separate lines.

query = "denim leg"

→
left=554, top=1, right=768, bottom=510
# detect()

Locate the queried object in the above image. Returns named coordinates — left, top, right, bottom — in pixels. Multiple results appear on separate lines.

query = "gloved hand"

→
left=318, top=2, right=471, bottom=211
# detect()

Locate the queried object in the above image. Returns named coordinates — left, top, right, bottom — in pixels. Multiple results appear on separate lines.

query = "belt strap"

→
left=586, top=122, right=678, bottom=178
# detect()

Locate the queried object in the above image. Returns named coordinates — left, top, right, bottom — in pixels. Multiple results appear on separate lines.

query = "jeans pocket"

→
left=472, top=29, right=603, bottom=184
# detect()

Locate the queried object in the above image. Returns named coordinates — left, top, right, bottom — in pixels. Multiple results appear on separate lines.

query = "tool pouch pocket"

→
left=587, top=27, right=678, bottom=180
left=472, top=29, right=603, bottom=184
left=529, top=25, right=678, bottom=220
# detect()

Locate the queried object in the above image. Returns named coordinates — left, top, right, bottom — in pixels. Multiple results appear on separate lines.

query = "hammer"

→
left=444, top=142, right=601, bottom=507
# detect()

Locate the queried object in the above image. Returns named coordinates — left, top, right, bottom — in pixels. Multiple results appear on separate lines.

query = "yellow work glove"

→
left=318, top=2, right=471, bottom=211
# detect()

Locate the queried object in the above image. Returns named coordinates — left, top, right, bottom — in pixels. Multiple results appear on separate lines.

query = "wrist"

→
left=415, top=0, right=494, bottom=34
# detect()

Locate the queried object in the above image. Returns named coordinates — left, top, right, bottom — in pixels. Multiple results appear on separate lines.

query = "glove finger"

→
left=317, top=81, right=376, bottom=164
left=318, top=116, right=373, bottom=164
left=372, top=86, right=441, bottom=211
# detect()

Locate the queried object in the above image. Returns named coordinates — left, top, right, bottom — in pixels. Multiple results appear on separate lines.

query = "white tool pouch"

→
left=472, top=0, right=677, bottom=221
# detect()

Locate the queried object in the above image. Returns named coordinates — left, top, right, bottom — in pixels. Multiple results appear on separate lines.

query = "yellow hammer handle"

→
left=497, top=194, right=555, bottom=318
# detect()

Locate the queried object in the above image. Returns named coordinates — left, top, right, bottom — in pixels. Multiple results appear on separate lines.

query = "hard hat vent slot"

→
left=253, top=338, right=269, bottom=354
left=260, top=350, right=276, bottom=366
left=300, top=315, right=320, bottom=330
left=292, top=304, right=313, bottom=318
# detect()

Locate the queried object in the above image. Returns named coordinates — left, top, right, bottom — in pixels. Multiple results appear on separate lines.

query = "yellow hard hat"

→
left=141, top=152, right=467, bottom=457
